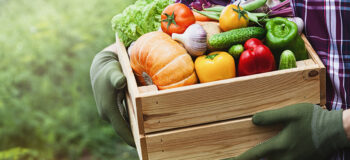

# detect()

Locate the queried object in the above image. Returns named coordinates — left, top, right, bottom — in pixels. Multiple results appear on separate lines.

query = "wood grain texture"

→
left=126, top=93, right=148, bottom=160
left=115, top=33, right=140, bottom=108
left=115, top=33, right=147, bottom=136
left=140, top=65, right=321, bottom=133
left=302, top=34, right=326, bottom=105
left=296, top=59, right=315, bottom=68
left=145, top=117, right=282, bottom=160
left=117, top=33, right=326, bottom=159
left=139, top=85, right=158, bottom=94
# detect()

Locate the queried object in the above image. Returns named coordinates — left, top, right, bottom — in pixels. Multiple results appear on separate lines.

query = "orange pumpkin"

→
left=129, top=31, right=198, bottom=90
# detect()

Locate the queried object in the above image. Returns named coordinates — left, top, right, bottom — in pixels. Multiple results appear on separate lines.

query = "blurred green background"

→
left=0, top=0, right=138, bottom=159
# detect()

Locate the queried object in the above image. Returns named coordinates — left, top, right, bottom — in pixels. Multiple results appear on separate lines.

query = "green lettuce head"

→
left=111, top=0, right=174, bottom=47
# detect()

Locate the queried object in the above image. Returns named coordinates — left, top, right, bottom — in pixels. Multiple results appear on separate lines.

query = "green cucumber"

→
left=208, top=27, right=266, bottom=50
left=279, top=50, right=297, bottom=70
left=228, top=44, right=244, bottom=59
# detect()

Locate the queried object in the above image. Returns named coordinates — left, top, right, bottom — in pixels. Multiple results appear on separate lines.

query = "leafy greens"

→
left=111, top=0, right=173, bottom=46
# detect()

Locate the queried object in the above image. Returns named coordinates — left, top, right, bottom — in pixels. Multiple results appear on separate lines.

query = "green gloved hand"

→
left=233, top=103, right=350, bottom=160
left=90, top=47, right=135, bottom=147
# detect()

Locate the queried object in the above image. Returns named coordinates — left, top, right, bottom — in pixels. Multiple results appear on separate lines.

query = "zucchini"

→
left=208, top=27, right=266, bottom=50
left=279, top=50, right=297, bottom=70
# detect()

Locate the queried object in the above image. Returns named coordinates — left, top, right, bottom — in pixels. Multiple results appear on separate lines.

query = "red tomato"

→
left=161, top=3, right=196, bottom=35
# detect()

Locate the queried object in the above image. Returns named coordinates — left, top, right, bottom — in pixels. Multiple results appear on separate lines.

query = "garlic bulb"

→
left=127, top=42, right=135, bottom=57
left=287, top=17, right=304, bottom=35
left=172, top=24, right=207, bottom=57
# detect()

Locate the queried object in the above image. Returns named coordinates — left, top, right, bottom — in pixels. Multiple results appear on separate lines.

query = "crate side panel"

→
left=116, top=33, right=146, bottom=134
left=302, top=34, right=326, bottom=105
left=115, top=33, right=140, bottom=108
left=126, top=93, right=148, bottom=160
left=141, top=68, right=321, bottom=133
left=146, top=117, right=281, bottom=160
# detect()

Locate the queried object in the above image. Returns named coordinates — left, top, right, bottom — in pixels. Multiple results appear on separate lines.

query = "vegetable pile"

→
left=112, top=0, right=309, bottom=90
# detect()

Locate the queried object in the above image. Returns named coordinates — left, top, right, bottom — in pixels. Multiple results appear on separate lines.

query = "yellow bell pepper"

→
left=219, top=4, right=249, bottom=32
left=195, top=52, right=236, bottom=83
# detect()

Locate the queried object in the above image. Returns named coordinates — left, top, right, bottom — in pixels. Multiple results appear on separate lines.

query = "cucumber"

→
left=228, top=44, right=244, bottom=59
left=208, top=27, right=266, bottom=50
left=279, top=50, right=297, bottom=70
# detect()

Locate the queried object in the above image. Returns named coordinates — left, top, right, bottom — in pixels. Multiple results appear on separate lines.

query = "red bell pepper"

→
left=238, top=38, right=276, bottom=76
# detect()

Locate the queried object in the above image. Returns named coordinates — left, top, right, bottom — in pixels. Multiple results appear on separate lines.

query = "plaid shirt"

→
left=291, top=0, right=350, bottom=159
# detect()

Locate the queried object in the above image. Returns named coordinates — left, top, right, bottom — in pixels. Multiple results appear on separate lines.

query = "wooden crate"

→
left=115, top=33, right=326, bottom=160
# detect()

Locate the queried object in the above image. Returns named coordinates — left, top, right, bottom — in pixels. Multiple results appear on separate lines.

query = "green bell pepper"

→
left=266, top=17, right=308, bottom=61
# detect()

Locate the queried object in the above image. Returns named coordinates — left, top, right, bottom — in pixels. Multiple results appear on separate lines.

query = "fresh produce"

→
left=195, top=52, right=236, bottom=83
left=193, top=8, right=221, bottom=21
left=161, top=3, right=196, bottom=36
left=219, top=4, right=249, bottom=31
left=238, top=38, right=275, bottom=76
left=172, top=24, right=207, bottom=57
left=195, top=0, right=295, bottom=25
left=266, top=0, right=282, bottom=8
left=246, top=12, right=268, bottom=26
left=279, top=50, right=297, bottom=70
left=175, top=0, right=230, bottom=10
left=265, top=17, right=308, bottom=61
left=228, top=44, right=244, bottom=59
left=201, top=5, right=225, bottom=12
left=193, top=11, right=213, bottom=21
left=111, top=0, right=173, bottom=46
left=253, top=4, right=270, bottom=13
left=194, top=4, right=268, bottom=25
left=208, top=27, right=266, bottom=50
left=266, top=17, right=298, bottom=49
left=268, top=0, right=293, bottom=17
left=287, top=17, right=304, bottom=34
left=188, top=0, right=211, bottom=10
left=234, top=0, right=267, bottom=11
left=113, top=0, right=312, bottom=89
left=288, top=34, right=309, bottom=60
left=196, top=21, right=222, bottom=51
left=129, top=31, right=198, bottom=90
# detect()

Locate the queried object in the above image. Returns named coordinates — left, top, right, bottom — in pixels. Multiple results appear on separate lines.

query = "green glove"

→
left=232, top=103, right=350, bottom=160
left=90, top=50, right=135, bottom=147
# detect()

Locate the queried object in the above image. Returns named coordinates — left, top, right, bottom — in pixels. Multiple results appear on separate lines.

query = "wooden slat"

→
left=296, top=60, right=306, bottom=68
left=115, top=33, right=146, bottom=136
left=146, top=117, right=282, bottom=160
left=139, top=85, right=158, bottom=94
left=296, top=59, right=316, bottom=68
left=140, top=66, right=321, bottom=133
left=301, top=34, right=326, bottom=105
left=115, top=33, right=140, bottom=107
left=126, top=93, right=148, bottom=160
left=117, top=32, right=326, bottom=159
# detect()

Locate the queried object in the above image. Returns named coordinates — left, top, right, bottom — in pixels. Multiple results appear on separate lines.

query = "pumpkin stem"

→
left=142, top=72, right=153, bottom=85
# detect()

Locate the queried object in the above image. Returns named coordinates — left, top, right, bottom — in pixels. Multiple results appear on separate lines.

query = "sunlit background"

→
left=0, top=0, right=138, bottom=159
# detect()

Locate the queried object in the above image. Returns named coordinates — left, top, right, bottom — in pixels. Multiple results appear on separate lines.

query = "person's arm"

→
left=343, top=110, right=350, bottom=140
left=90, top=44, right=135, bottom=147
